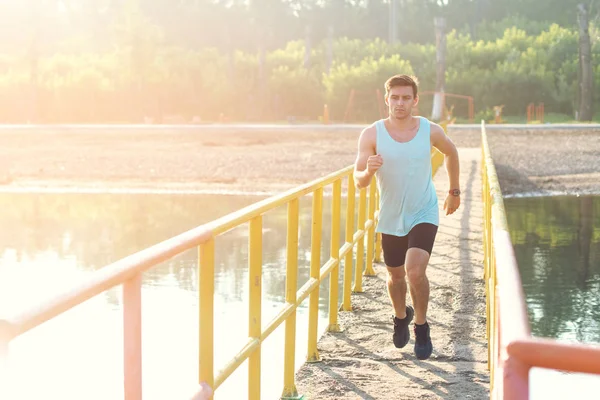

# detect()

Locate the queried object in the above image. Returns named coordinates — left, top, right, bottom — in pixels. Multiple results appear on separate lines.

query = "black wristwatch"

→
left=449, top=189, right=461, bottom=196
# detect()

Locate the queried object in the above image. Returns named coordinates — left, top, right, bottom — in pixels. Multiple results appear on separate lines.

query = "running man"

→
left=353, top=74, right=460, bottom=360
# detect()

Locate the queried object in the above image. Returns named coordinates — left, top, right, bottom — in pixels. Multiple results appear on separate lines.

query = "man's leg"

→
left=405, top=248, right=430, bottom=325
left=386, top=265, right=407, bottom=318
left=405, top=223, right=438, bottom=360
left=381, top=233, right=413, bottom=348
left=381, top=233, right=410, bottom=319
left=386, top=265, right=414, bottom=348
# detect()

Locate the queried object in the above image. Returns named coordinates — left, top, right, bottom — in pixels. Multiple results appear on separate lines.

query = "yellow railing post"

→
left=248, top=216, right=262, bottom=400
left=487, top=173, right=494, bottom=372
left=282, top=199, right=300, bottom=399
left=483, top=162, right=489, bottom=367
left=486, top=167, right=493, bottom=372
left=328, top=180, right=342, bottom=332
left=123, top=274, right=143, bottom=400
left=364, top=182, right=377, bottom=276
left=0, top=321, right=10, bottom=361
left=483, top=160, right=491, bottom=372
left=342, top=175, right=356, bottom=311
left=199, top=239, right=215, bottom=396
left=373, top=186, right=381, bottom=262
left=490, top=250, right=497, bottom=389
left=375, top=232, right=382, bottom=263
left=0, top=320, right=12, bottom=398
left=374, top=188, right=382, bottom=263
left=353, top=188, right=367, bottom=293
left=489, top=241, right=497, bottom=389
left=0, top=339, right=6, bottom=368
left=307, top=188, right=323, bottom=363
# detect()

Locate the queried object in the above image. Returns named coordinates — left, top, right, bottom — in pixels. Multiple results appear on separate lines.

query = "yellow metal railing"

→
left=481, top=119, right=531, bottom=398
left=481, top=121, right=600, bottom=399
left=0, top=127, right=448, bottom=400
left=198, top=166, right=380, bottom=399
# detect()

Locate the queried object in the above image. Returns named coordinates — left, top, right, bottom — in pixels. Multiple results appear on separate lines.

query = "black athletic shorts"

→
left=381, top=223, right=438, bottom=267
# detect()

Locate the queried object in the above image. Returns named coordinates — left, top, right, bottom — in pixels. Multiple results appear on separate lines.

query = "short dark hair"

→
left=385, top=74, right=419, bottom=98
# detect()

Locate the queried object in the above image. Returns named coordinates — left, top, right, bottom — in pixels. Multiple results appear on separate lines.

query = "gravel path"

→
left=295, top=148, right=488, bottom=399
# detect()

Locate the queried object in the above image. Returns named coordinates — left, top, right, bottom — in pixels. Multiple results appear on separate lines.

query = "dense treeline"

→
left=0, top=1, right=598, bottom=122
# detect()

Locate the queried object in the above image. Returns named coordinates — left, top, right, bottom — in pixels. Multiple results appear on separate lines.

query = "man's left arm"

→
left=431, top=123, right=461, bottom=215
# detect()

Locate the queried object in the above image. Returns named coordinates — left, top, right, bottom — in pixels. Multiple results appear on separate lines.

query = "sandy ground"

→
left=0, top=124, right=598, bottom=399
left=0, top=127, right=360, bottom=194
left=447, top=127, right=600, bottom=196
left=1, top=126, right=598, bottom=195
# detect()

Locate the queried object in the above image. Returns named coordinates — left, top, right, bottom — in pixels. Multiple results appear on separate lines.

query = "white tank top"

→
left=374, top=117, right=439, bottom=236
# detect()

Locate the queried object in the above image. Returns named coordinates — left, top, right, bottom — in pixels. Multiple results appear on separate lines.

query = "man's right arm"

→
left=353, top=126, right=377, bottom=189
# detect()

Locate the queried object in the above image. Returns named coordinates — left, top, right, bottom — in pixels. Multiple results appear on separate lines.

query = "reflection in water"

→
left=0, top=192, right=359, bottom=400
left=506, top=195, right=600, bottom=344
left=506, top=195, right=600, bottom=399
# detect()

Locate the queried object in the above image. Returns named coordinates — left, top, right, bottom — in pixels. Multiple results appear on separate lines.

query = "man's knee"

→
left=386, top=266, right=406, bottom=285
left=406, top=264, right=427, bottom=285
left=405, top=248, right=429, bottom=284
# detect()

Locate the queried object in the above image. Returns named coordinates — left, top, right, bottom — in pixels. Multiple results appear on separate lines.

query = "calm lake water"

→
left=8, top=190, right=598, bottom=399
left=505, top=195, right=600, bottom=399
left=0, top=191, right=355, bottom=400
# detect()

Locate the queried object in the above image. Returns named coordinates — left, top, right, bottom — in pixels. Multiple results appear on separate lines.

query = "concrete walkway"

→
left=295, top=148, right=489, bottom=399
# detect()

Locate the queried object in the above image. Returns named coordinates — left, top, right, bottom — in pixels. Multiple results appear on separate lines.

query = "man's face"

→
left=386, top=85, right=418, bottom=120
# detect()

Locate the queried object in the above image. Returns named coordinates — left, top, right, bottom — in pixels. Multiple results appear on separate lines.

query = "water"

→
left=505, top=195, right=600, bottom=399
left=0, top=191, right=357, bottom=400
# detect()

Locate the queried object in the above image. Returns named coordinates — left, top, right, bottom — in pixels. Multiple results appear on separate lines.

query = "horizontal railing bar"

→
left=351, top=219, right=373, bottom=243
left=319, top=258, right=339, bottom=282
left=482, top=119, right=531, bottom=347
left=224, top=256, right=366, bottom=382
left=352, top=230, right=366, bottom=243
left=7, top=226, right=214, bottom=338
left=214, top=338, right=261, bottom=390
left=337, top=219, right=376, bottom=261
left=339, top=242, right=354, bottom=260
left=482, top=123, right=509, bottom=232
left=296, top=278, right=320, bottom=306
left=261, top=303, right=296, bottom=342
left=493, top=229, right=530, bottom=342
left=262, top=276, right=322, bottom=343
left=508, top=338, right=600, bottom=374
left=481, top=120, right=533, bottom=400
left=205, top=167, right=353, bottom=237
